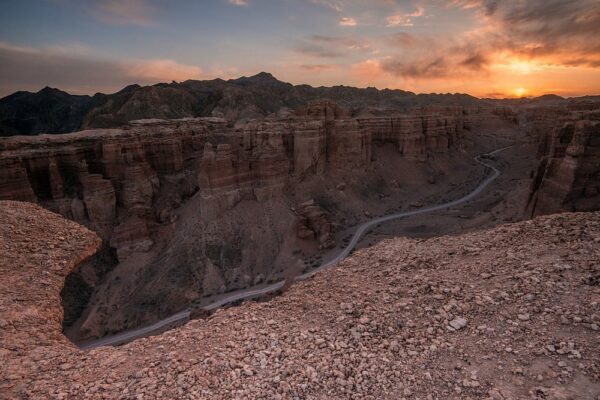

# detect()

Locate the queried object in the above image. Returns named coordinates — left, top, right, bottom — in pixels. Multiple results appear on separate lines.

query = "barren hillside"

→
left=1, top=201, right=599, bottom=399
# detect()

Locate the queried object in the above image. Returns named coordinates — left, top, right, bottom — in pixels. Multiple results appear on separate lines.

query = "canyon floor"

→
left=351, top=139, right=537, bottom=251
left=1, top=201, right=599, bottom=399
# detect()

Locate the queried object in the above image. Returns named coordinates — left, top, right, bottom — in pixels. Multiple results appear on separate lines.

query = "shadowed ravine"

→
left=79, top=146, right=511, bottom=349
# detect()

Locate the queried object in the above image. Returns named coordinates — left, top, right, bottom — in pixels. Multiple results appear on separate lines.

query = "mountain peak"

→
left=252, top=72, right=277, bottom=80
left=38, top=86, right=63, bottom=95
left=230, top=72, right=288, bottom=87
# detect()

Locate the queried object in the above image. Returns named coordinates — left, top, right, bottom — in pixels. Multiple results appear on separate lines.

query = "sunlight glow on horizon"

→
left=513, top=87, right=528, bottom=97
left=0, top=1, right=599, bottom=98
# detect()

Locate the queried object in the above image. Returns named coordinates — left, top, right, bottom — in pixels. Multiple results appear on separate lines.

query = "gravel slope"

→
left=1, top=202, right=599, bottom=399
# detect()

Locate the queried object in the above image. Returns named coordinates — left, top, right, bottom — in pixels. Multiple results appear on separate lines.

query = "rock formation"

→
left=0, top=102, right=474, bottom=258
left=296, top=199, right=335, bottom=249
left=0, top=101, right=508, bottom=338
left=527, top=108, right=600, bottom=216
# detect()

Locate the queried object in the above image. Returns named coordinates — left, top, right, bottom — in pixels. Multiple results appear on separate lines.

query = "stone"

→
left=518, top=313, right=530, bottom=321
left=448, top=317, right=468, bottom=331
left=1, top=203, right=600, bottom=399
left=296, top=200, right=335, bottom=249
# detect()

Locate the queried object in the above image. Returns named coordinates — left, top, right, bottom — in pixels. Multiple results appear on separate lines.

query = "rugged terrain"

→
left=0, top=100, right=512, bottom=340
left=1, top=201, right=599, bottom=399
left=1, top=73, right=598, bottom=138
left=1, top=80, right=599, bottom=345
left=527, top=116, right=600, bottom=216
left=0, top=73, right=487, bottom=136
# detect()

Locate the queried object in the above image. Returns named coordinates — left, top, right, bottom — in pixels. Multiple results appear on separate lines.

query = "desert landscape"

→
left=1, top=0, right=599, bottom=399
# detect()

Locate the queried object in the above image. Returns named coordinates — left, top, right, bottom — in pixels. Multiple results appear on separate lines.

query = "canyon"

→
left=0, top=76, right=599, bottom=399
left=3, top=0, right=600, bottom=395
left=0, top=77, right=599, bottom=347
left=1, top=99, right=504, bottom=340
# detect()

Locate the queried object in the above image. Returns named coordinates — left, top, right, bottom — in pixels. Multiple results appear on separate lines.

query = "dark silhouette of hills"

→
left=0, top=72, right=541, bottom=136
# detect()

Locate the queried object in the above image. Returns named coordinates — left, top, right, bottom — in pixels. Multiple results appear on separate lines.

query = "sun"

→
left=513, top=87, right=528, bottom=97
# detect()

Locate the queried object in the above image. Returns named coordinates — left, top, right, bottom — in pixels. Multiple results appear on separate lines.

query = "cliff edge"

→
left=1, top=202, right=599, bottom=399
left=0, top=201, right=101, bottom=355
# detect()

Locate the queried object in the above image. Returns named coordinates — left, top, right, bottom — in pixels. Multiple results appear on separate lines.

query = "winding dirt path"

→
left=80, top=146, right=511, bottom=349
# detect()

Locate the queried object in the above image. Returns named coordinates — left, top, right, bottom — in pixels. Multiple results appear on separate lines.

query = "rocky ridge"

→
left=0, top=73, right=489, bottom=136
left=1, top=201, right=599, bottom=399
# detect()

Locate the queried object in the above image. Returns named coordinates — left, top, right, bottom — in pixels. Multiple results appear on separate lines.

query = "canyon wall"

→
left=527, top=114, right=600, bottom=216
left=0, top=101, right=493, bottom=338
left=0, top=101, right=476, bottom=255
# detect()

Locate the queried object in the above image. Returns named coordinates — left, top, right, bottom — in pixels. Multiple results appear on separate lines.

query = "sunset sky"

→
left=1, top=0, right=599, bottom=98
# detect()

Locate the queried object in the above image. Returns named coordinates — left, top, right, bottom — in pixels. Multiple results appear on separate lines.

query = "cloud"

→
left=382, top=56, right=449, bottom=79
left=444, top=0, right=483, bottom=10
left=352, top=59, right=383, bottom=78
left=386, top=7, right=425, bottom=27
left=309, top=0, right=343, bottom=12
left=294, top=35, right=370, bottom=58
left=380, top=0, right=600, bottom=80
left=295, top=45, right=344, bottom=58
left=384, top=32, right=431, bottom=48
left=0, top=42, right=204, bottom=97
left=339, top=17, right=357, bottom=26
left=228, top=0, right=248, bottom=5
left=128, top=59, right=203, bottom=82
left=484, top=0, right=600, bottom=66
left=93, top=0, right=156, bottom=26
left=299, top=64, right=339, bottom=71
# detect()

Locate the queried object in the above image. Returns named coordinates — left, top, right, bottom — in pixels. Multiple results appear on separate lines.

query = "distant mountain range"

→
left=0, top=72, right=596, bottom=136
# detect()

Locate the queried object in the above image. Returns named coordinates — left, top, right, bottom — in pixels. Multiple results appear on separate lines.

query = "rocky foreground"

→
left=1, top=201, right=600, bottom=399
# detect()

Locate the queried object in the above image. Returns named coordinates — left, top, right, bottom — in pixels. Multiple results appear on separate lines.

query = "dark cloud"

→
left=382, top=0, right=600, bottom=79
left=294, top=35, right=370, bottom=59
left=384, top=32, right=421, bottom=48
left=295, top=45, right=345, bottom=58
left=492, top=0, right=600, bottom=62
left=0, top=44, right=128, bottom=96
left=383, top=57, right=449, bottom=79
left=460, top=53, right=488, bottom=69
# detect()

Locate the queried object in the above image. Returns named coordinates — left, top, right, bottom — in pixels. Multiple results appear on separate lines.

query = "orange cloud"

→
left=351, top=59, right=395, bottom=88
left=339, top=17, right=357, bottom=26
left=126, top=59, right=204, bottom=82
left=386, top=7, right=425, bottom=27
left=299, top=64, right=339, bottom=72
left=0, top=42, right=209, bottom=96
left=353, top=59, right=382, bottom=77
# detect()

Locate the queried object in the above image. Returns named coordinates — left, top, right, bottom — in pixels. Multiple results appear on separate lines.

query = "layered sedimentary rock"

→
left=518, top=107, right=574, bottom=154
left=327, top=119, right=372, bottom=167
left=0, top=101, right=486, bottom=337
left=291, top=121, right=326, bottom=178
left=0, top=157, right=36, bottom=202
left=0, top=103, right=477, bottom=256
left=527, top=116, right=600, bottom=216
left=296, top=199, right=335, bottom=249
